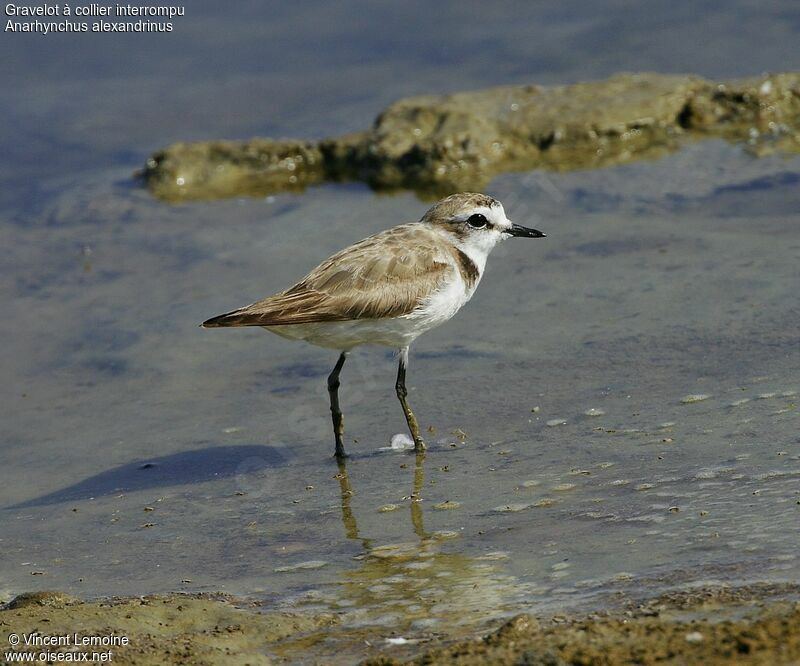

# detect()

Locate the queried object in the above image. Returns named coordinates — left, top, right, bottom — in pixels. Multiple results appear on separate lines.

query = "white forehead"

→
left=455, top=201, right=512, bottom=230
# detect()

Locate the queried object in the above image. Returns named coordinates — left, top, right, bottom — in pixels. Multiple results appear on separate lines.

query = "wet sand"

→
left=3, top=584, right=800, bottom=664
left=2, top=3, right=800, bottom=665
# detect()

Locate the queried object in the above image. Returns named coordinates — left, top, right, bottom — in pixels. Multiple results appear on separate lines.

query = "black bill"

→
left=506, top=223, right=546, bottom=238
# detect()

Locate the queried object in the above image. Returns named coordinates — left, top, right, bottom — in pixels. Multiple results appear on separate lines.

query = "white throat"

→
left=453, top=235, right=491, bottom=277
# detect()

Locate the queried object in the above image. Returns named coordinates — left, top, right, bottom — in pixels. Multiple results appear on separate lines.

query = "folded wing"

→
left=202, top=224, right=452, bottom=327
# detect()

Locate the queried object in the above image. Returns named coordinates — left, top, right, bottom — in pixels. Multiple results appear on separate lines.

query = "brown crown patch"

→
left=421, top=192, right=498, bottom=225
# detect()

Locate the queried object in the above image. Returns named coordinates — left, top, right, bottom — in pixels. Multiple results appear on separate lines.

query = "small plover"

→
left=203, top=192, right=545, bottom=457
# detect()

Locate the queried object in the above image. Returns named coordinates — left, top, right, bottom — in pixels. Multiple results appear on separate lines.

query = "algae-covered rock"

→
left=142, top=72, right=800, bottom=202
left=363, top=584, right=800, bottom=666
left=0, top=592, right=336, bottom=666
left=144, top=138, right=325, bottom=202
left=330, top=73, right=703, bottom=192
left=4, top=590, right=78, bottom=610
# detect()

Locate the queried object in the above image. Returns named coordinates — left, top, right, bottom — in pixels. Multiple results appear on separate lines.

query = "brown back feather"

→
left=202, top=224, right=453, bottom=328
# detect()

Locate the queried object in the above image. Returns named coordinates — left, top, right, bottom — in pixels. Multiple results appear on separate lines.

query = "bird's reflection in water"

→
left=328, top=453, right=521, bottom=633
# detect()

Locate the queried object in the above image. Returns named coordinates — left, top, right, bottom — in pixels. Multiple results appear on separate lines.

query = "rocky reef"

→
left=143, top=72, right=800, bottom=202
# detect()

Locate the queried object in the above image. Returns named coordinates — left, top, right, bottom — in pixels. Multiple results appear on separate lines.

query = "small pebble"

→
left=378, top=504, right=400, bottom=513
left=493, top=503, right=530, bottom=513
left=681, top=394, right=711, bottom=404
left=431, top=530, right=459, bottom=540
left=433, top=501, right=461, bottom=511
left=685, top=631, right=704, bottom=644
left=477, top=551, right=510, bottom=561
left=547, top=419, right=567, bottom=427
left=584, top=408, right=605, bottom=417
left=274, top=560, right=327, bottom=573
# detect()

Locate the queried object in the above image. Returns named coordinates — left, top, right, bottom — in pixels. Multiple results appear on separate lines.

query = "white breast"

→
left=404, top=255, right=482, bottom=333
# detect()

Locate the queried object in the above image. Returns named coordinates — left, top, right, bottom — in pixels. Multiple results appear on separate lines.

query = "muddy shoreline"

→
left=142, top=72, right=800, bottom=202
left=3, top=584, right=800, bottom=664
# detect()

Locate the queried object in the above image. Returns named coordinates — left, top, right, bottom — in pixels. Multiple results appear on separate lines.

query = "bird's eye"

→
left=467, top=213, right=488, bottom=229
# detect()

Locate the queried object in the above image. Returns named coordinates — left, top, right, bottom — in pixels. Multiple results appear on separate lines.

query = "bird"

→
left=202, top=192, right=545, bottom=458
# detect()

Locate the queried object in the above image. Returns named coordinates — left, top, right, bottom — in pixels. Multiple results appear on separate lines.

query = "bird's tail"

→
left=201, top=309, right=250, bottom=328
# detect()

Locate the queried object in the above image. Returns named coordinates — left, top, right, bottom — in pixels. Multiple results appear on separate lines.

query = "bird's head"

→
left=421, top=192, right=545, bottom=260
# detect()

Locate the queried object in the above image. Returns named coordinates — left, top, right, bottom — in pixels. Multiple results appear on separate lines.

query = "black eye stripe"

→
left=467, top=213, right=489, bottom=229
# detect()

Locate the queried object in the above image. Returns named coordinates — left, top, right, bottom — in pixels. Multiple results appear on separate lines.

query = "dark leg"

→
left=328, top=352, right=348, bottom=458
left=395, top=346, right=426, bottom=452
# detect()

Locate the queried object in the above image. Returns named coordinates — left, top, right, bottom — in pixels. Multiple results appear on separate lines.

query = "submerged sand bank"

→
left=142, top=72, right=800, bottom=201
left=3, top=584, right=799, bottom=664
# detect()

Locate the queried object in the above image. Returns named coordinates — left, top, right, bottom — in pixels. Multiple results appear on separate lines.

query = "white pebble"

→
left=385, top=637, right=410, bottom=646
left=390, top=433, right=414, bottom=450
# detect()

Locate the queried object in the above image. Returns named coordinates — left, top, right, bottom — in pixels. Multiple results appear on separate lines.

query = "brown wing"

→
left=202, top=224, right=452, bottom=327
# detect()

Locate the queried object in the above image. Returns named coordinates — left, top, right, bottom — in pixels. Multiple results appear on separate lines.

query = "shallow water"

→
left=1, top=0, right=799, bottom=642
